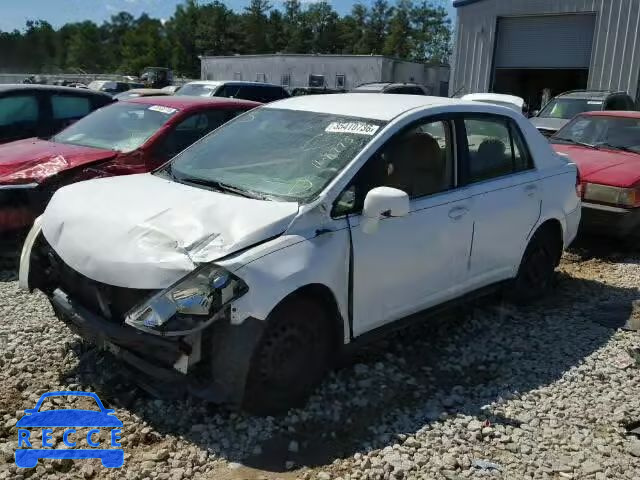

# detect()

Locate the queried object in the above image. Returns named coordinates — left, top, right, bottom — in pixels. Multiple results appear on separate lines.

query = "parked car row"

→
left=0, top=79, right=634, bottom=413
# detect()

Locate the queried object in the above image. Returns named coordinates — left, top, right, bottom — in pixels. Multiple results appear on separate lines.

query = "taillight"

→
left=583, top=183, right=640, bottom=208
left=575, top=170, right=583, bottom=198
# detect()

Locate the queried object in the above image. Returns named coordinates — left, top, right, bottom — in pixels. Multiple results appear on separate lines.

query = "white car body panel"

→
left=40, top=174, right=298, bottom=289
left=462, top=93, right=525, bottom=113
left=22, top=94, right=581, bottom=345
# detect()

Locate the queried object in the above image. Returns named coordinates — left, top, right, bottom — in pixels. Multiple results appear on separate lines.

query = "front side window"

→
left=51, top=95, right=91, bottom=120
left=334, top=119, right=454, bottom=216
left=166, top=108, right=386, bottom=202
left=463, top=116, right=531, bottom=184
left=53, top=102, right=178, bottom=152
left=553, top=115, right=640, bottom=154
left=0, top=95, right=38, bottom=126
left=538, top=98, right=603, bottom=119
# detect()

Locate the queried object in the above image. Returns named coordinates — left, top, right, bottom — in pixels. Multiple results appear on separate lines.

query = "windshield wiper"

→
left=595, top=142, right=638, bottom=154
left=554, top=138, right=598, bottom=149
left=177, top=175, right=270, bottom=200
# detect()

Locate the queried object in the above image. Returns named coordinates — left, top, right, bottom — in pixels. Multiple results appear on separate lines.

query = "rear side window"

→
left=0, top=95, right=39, bottom=126
left=51, top=95, right=91, bottom=120
left=217, top=85, right=241, bottom=98
left=463, top=116, right=532, bottom=184
left=161, top=110, right=232, bottom=159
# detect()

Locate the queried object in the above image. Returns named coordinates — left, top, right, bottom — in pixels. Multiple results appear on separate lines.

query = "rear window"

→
left=176, top=84, right=219, bottom=97
left=51, top=95, right=91, bottom=120
left=539, top=98, right=603, bottom=119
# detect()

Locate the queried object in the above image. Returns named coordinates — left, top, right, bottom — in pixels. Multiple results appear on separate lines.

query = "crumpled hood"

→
left=530, top=117, right=569, bottom=134
left=553, top=144, right=640, bottom=187
left=0, top=138, right=117, bottom=185
left=41, top=174, right=299, bottom=289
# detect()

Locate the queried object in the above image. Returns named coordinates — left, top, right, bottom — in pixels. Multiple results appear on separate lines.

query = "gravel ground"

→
left=1, top=240, right=640, bottom=480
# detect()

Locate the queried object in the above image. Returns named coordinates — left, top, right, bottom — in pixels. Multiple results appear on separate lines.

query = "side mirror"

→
left=361, top=187, right=410, bottom=234
left=530, top=110, right=540, bottom=118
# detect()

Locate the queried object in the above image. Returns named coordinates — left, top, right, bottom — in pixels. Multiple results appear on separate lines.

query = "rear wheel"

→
left=242, top=295, right=334, bottom=415
left=509, top=227, right=561, bottom=304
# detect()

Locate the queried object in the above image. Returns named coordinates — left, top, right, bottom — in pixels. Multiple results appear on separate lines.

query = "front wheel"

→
left=242, top=295, right=334, bottom=415
left=509, top=228, right=560, bottom=304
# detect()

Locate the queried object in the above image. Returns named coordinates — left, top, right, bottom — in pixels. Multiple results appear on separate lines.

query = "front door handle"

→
left=448, top=206, right=469, bottom=220
left=524, top=184, right=538, bottom=197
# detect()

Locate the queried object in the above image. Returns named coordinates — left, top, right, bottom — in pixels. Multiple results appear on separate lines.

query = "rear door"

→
left=0, top=90, right=42, bottom=143
left=459, top=114, right=541, bottom=290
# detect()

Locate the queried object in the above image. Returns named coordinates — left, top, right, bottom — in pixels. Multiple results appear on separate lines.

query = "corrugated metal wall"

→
left=450, top=0, right=640, bottom=99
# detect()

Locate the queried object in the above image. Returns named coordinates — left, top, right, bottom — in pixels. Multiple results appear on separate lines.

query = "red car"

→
left=0, top=96, right=259, bottom=235
left=551, top=111, right=640, bottom=236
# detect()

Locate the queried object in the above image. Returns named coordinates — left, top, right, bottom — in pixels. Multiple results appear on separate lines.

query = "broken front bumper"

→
left=49, top=288, right=200, bottom=394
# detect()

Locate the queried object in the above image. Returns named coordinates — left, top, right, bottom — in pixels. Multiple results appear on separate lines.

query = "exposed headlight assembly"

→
left=125, top=264, right=248, bottom=336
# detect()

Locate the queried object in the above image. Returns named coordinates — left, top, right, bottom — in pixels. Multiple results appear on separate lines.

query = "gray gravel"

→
left=1, top=246, right=640, bottom=480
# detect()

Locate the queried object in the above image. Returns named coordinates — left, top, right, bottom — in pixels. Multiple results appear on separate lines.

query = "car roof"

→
left=0, top=83, right=111, bottom=98
left=556, top=90, right=622, bottom=100
left=185, top=80, right=283, bottom=88
left=266, top=93, right=464, bottom=121
left=581, top=111, right=640, bottom=119
left=125, top=95, right=261, bottom=110
left=125, top=88, right=168, bottom=94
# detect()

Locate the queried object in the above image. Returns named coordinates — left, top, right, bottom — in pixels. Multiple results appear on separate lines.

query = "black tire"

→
left=509, top=228, right=560, bottom=304
left=242, top=295, right=334, bottom=415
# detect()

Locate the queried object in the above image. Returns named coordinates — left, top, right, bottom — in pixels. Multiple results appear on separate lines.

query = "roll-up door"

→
left=494, top=14, right=596, bottom=69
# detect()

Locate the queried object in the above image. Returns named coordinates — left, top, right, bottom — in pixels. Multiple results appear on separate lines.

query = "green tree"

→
left=383, top=0, right=413, bottom=58
left=338, top=3, right=369, bottom=54
left=365, top=0, right=393, bottom=55
left=195, top=1, right=239, bottom=57
left=411, top=1, right=452, bottom=63
left=305, top=1, right=340, bottom=53
left=65, top=21, right=104, bottom=72
left=242, top=0, right=271, bottom=54
left=165, top=0, right=199, bottom=77
left=119, top=14, right=168, bottom=75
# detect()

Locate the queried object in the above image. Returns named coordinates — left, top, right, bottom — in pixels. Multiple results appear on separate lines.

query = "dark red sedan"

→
left=0, top=96, right=259, bottom=235
left=551, top=111, right=640, bottom=236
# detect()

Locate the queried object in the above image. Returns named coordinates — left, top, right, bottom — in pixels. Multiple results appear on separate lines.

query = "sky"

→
left=0, top=0, right=457, bottom=31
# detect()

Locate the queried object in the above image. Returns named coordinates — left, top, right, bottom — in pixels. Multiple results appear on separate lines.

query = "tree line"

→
left=0, top=0, right=452, bottom=78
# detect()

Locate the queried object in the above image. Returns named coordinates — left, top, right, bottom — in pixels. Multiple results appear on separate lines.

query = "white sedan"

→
left=20, top=94, right=581, bottom=414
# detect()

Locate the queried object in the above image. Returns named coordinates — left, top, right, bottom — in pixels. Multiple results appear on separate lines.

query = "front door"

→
left=346, top=117, right=475, bottom=337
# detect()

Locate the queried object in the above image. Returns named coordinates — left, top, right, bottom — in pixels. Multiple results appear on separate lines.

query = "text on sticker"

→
left=325, top=122, right=380, bottom=136
left=148, top=105, right=178, bottom=115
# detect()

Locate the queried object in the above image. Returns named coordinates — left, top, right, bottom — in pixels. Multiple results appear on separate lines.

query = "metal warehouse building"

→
left=200, top=54, right=450, bottom=95
left=450, top=0, right=640, bottom=109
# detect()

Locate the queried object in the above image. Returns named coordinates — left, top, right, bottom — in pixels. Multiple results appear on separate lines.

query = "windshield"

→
left=538, top=98, right=603, bottom=119
left=53, top=102, right=178, bottom=152
left=175, top=83, right=218, bottom=97
left=553, top=115, right=640, bottom=154
left=166, top=108, right=386, bottom=202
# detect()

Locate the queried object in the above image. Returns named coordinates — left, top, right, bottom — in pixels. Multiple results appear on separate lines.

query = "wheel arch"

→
left=270, top=283, right=347, bottom=352
left=530, top=217, right=564, bottom=266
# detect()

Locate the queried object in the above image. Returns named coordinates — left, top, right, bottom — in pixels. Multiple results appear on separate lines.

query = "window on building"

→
left=233, top=72, right=242, bottom=80
left=308, top=74, right=325, bottom=87
left=281, top=73, right=291, bottom=87
left=256, top=73, right=266, bottom=83
left=335, top=74, right=345, bottom=89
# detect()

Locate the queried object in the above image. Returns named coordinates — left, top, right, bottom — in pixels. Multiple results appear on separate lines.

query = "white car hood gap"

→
left=42, top=174, right=299, bottom=289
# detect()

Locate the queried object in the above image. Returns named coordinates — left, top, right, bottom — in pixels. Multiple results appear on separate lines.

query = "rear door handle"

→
left=448, top=206, right=469, bottom=220
left=524, top=184, right=538, bottom=197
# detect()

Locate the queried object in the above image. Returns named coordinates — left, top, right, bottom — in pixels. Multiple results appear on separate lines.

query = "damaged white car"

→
left=19, top=94, right=581, bottom=414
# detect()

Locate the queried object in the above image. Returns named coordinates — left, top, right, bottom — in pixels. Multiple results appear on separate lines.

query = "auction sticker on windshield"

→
left=148, top=105, right=177, bottom=115
left=325, top=122, right=380, bottom=135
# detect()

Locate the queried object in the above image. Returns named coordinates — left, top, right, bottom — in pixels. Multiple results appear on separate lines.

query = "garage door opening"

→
left=493, top=68, right=589, bottom=111
left=491, top=14, right=596, bottom=112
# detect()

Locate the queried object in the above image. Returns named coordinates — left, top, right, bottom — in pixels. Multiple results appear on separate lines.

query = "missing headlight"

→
left=125, top=264, right=248, bottom=336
